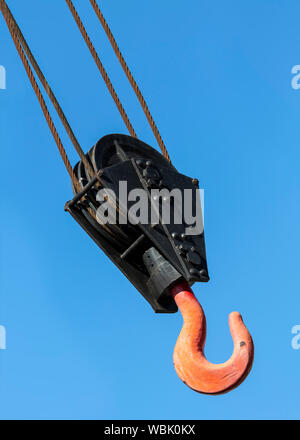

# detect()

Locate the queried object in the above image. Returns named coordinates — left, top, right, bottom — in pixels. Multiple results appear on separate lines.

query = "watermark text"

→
left=95, top=182, right=204, bottom=236
left=0, top=65, right=6, bottom=90
left=291, top=325, right=300, bottom=350
left=0, top=325, right=6, bottom=350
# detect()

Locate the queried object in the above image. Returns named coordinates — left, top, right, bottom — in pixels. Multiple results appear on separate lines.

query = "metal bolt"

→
left=189, top=268, right=199, bottom=277
left=136, top=159, right=145, bottom=168
left=143, top=166, right=160, bottom=181
left=199, top=269, right=209, bottom=280
left=187, top=250, right=201, bottom=266
left=178, top=244, right=188, bottom=253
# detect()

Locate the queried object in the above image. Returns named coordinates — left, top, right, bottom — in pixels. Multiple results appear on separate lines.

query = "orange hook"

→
left=171, top=282, right=254, bottom=394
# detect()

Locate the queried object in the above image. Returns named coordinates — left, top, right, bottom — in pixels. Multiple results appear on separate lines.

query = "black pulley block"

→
left=65, top=134, right=209, bottom=313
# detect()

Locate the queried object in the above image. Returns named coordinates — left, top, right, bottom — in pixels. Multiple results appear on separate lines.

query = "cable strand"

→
left=0, top=0, right=80, bottom=190
left=0, top=0, right=95, bottom=180
left=65, top=0, right=137, bottom=139
left=90, top=0, right=171, bottom=162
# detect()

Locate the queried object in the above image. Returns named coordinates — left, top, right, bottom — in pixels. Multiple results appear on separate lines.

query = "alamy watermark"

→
left=291, top=325, right=300, bottom=350
left=95, top=182, right=204, bottom=236
left=0, top=325, right=6, bottom=350
left=0, top=65, right=6, bottom=348
left=291, top=65, right=300, bottom=90
left=0, top=65, right=6, bottom=90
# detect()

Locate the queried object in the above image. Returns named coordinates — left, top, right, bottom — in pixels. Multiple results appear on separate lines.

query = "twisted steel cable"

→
left=90, top=0, right=171, bottom=163
left=0, top=0, right=95, bottom=180
left=1, top=0, right=171, bottom=184
left=0, top=0, right=80, bottom=191
left=65, top=0, right=137, bottom=139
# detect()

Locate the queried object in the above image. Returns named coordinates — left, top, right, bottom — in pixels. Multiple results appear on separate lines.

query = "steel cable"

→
left=90, top=0, right=171, bottom=162
left=0, top=0, right=80, bottom=191
left=65, top=0, right=137, bottom=139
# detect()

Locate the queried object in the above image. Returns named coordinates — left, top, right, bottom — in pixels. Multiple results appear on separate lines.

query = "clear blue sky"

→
left=0, top=0, right=299, bottom=420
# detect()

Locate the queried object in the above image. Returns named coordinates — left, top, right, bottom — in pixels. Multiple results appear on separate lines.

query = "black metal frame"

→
left=65, top=134, right=209, bottom=313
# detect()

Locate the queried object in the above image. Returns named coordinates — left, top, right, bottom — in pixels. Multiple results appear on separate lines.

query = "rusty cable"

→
left=0, top=0, right=95, bottom=181
left=65, top=0, right=137, bottom=139
left=1, top=0, right=171, bottom=182
left=89, top=0, right=171, bottom=163
left=0, top=0, right=81, bottom=191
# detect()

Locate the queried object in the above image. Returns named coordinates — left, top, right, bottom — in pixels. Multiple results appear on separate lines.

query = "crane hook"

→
left=171, top=282, right=254, bottom=394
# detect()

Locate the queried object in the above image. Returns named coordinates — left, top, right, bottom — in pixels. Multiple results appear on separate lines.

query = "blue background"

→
left=0, top=0, right=299, bottom=420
